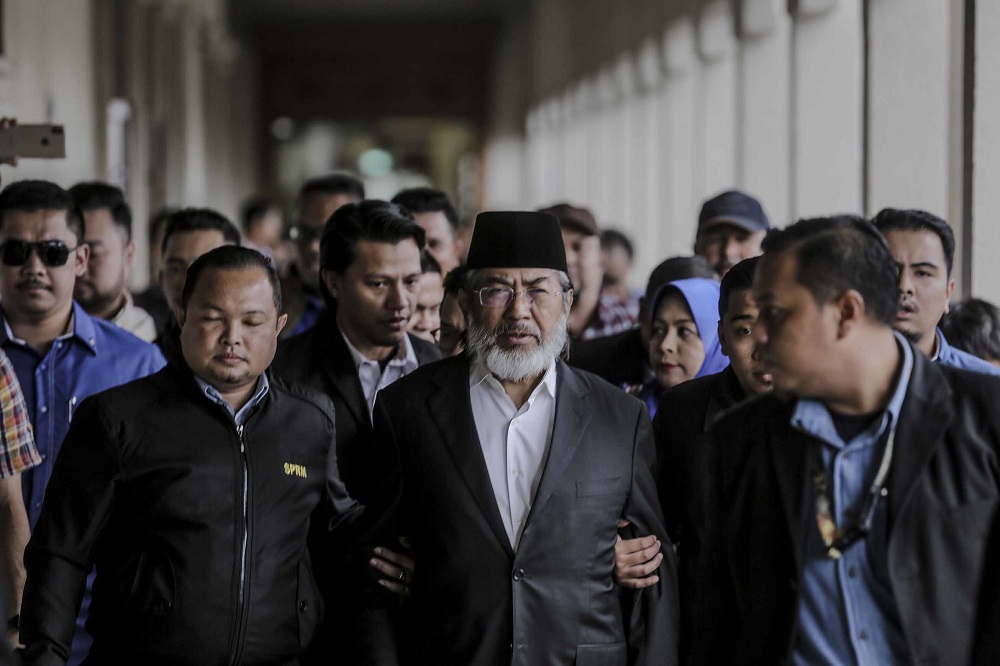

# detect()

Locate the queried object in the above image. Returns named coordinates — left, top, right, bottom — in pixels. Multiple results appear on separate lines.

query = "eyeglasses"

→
left=0, top=240, right=78, bottom=267
left=289, top=225, right=323, bottom=243
left=475, top=286, right=564, bottom=309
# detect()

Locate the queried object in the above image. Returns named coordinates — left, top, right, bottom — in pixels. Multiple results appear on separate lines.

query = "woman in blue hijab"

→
left=634, top=277, right=729, bottom=418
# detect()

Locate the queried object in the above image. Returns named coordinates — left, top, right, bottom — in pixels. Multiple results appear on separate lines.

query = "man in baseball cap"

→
left=694, top=190, right=770, bottom=277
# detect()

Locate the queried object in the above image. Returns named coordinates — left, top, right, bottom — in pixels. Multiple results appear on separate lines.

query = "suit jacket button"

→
left=299, top=601, right=308, bottom=612
left=512, top=568, right=524, bottom=581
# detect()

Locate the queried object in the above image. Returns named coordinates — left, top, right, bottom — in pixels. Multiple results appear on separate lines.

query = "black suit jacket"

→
left=271, top=310, right=442, bottom=507
left=568, top=327, right=648, bottom=388
left=692, top=348, right=1000, bottom=665
left=652, top=367, right=746, bottom=658
left=366, top=356, right=679, bottom=666
left=270, top=311, right=441, bottom=663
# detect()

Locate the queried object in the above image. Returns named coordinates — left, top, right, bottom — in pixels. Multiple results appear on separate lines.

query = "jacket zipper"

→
left=229, top=423, right=250, bottom=666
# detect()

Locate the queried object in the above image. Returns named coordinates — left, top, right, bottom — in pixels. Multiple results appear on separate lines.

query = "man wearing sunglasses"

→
left=0, top=180, right=165, bottom=664
left=691, top=219, right=1000, bottom=665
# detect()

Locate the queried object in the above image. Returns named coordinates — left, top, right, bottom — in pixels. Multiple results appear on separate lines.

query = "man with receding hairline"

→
left=692, top=217, right=1000, bottom=665
left=19, top=246, right=360, bottom=664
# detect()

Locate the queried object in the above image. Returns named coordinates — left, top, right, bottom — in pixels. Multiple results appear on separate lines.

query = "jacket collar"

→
left=0, top=301, right=99, bottom=356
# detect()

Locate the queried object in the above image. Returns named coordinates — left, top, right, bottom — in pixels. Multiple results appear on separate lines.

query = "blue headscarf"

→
left=651, top=277, right=729, bottom=379
left=635, top=277, right=728, bottom=417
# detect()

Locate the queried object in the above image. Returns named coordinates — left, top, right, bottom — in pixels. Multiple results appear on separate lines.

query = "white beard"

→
left=465, top=309, right=569, bottom=383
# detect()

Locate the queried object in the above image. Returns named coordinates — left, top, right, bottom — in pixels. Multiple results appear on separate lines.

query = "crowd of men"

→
left=0, top=167, right=998, bottom=666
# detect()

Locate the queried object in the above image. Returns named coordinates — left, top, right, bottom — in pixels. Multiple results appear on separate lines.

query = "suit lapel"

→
left=887, top=352, right=953, bottom=529
left=428, top=358, right=514, bottom=557
left=318, top=321, right=370, bottom=429
left=526, top=362, right=592, bottom=522
left=769, top=412, right=811, bottom=572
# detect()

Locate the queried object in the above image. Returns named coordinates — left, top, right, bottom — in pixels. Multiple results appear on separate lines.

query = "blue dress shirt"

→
left=934, top=327, right=1000, bottom=375
left=791, top=333, right=914, bottom=666
left=2, top=302, right=165, bottom=666
left=194, top=372, right=270, bottom=426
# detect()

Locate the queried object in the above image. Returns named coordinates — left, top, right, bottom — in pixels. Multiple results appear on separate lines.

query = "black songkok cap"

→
left=466, top=211, right=568, bottom=273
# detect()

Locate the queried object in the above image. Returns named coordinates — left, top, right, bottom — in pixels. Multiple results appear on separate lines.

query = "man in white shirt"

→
left=361, top=210, right=678, bottom=666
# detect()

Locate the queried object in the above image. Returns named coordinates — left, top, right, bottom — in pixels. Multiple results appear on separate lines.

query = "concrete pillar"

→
left=790, top=0, right=864, bottom=218
left=612, top=54, right=638, bottom=230
left=0, top=0, right=100, bottom=186
left=867, top=0, right=951, bottom=220
left=736, top=0, right=792, bottom=227
left=973, top=0, right=1000, bottom=302
left=661, top=17, right=699, bottom=255
left=632, top=37, right=666, bottom=282
left=696, top=0, right=738, bottom=198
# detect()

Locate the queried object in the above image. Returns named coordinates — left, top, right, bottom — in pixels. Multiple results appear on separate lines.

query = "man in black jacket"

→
left=271, top=200, right=440, bottom=661
left=361, top=211, right=678, bottom=665
left=614, top=257, right=771, bottom=653
left=19, top=247, right=361, bottom=664
left=693, top=219, right=1000, bottom=664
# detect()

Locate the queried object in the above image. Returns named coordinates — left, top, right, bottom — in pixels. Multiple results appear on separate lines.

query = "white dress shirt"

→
left=341, top=331, right=419, bottom=418
left=469, top=358, right=558, bottom=550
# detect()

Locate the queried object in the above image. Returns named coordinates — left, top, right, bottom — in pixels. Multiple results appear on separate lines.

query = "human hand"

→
left=614, top=520, right=662, bottom=589
left=369, top=536, right=414, bottom=597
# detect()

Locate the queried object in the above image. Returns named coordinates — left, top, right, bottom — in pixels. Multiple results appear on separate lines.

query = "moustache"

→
left=492, top=323, right=541, bottom=342
left=16, top=279, right=51, bottom=291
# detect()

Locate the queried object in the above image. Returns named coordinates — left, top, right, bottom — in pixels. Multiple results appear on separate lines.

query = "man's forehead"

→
left=164, top=229, right=227, bottom=256
left=191, top=267, right=274, bottom=301
left=753, top=252, right=796, bottom=294
left=883, top=228, right=946, bottom=261
left=725, top=288, right=759, bottom=319
left=479, top=267, right=560, bottom=282
left=2, top=208, right=70, bottom=232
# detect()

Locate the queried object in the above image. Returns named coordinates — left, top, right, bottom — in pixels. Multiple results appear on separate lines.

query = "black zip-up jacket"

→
left=19, top=362, right=362, bottom=665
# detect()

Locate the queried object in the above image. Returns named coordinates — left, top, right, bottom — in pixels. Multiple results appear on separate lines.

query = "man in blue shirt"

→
left=0, top=180, right=165, bottom=664
left=872, top=207, right=1000, bottom=375
left=692, top=217, right=1000, bottom=665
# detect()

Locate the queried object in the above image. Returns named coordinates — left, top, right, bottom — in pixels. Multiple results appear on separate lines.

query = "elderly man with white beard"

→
left=357, top=211, right=679, bottom=666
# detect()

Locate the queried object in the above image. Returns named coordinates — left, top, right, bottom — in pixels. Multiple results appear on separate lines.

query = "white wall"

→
left=0, top=0, right=100, bottom=186
left=494, top=0, right=1000, bottom=304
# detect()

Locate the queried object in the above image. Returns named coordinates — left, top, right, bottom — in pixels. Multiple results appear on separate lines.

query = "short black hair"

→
left=240, top=196, right=280, bottom=233
left=182, top=246, right=281, bottom=314
left=644, top=255, right=717, bottom=304
left=320, top=200, right=426, bottom=275
left=443, top=263, right=466, bottom=297
left=298, top=173, right=365, bottom=202
left=69, top=182, right=132, bottom=242
left=149, top=207, right=176, bottom=239
left=871, top=207, right=955, bottom=275
left=162, top=208, right=241, bottom=254
left=719, top=256, right=760, bottom=319
left=601, top=229, right=634, bottom=260
left=762, top=218, right=899, bottom=326
left=0, top=180, right=83, bottom=242
left=420, top=249, right=442, bottom=275
left=319, top=200, right=426, bottom=308
left=391, top=187, right=459, bottom=230
left=941, top=298, right=1000, bottom=363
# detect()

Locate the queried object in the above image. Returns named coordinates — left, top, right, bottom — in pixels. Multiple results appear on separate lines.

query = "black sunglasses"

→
left=0, top=240, right=78, bottom=267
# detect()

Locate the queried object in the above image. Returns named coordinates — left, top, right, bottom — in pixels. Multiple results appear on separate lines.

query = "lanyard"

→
left=812, top=420, right=896, bottom=559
